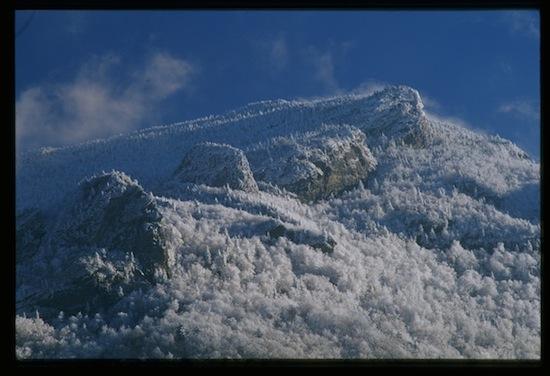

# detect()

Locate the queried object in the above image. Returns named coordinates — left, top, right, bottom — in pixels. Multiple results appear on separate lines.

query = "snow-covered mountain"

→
left=15, top=85, right=540, bottom=359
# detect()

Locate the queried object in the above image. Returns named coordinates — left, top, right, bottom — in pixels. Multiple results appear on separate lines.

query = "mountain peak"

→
left=171, top=142, right=259, bottom=193
left=374, top=85, right=424, bottom=110
left=15, top=85, right=540, bottom=359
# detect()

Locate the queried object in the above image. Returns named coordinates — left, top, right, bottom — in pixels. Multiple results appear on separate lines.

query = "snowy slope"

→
left=16, top=86, right=540, bottom=359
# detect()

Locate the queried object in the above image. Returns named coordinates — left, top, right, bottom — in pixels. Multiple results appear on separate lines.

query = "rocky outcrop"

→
left=16, top=171, right=176, bottom=317
left=173, top=142, right=259, bottom=192
left=247, top=125, right=377, bottom=202
left=16, top=208, right=46, bottom=265
left=355, top=85, right=434, bottom=148
left=63, top=171, right=174, bottom=279
left=266, top=222, right=337, bottom=254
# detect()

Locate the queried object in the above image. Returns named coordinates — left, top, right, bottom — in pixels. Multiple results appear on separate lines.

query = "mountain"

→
left=15, top=85, right=540, bottom=359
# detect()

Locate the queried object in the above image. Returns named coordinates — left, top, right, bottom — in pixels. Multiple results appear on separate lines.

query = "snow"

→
left=246, top=124, right=377, bottom=201
left=16, top=85, right=540, bottom=359
left=169, top=142, right=259, bottom=193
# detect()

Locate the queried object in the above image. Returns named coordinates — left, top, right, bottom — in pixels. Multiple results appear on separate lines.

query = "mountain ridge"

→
left=16, top=85, right=541, bottom=359
left=16, top=85, right=538, bottom=212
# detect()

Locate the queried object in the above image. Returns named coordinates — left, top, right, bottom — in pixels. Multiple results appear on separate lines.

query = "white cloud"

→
left=16, top=52, right=195, bottom=151
left=135, top=53, right=194, bottom=98
left=315, top=52, right=340, bottom=93
left=254, top=35, right=289, bottom=74
left=305, top=47, right=341, bottom=94
left=269, top=36, right=289, bottom=72
left=65, top=11, right=89, bottom=36
left=350, top=80, right=388, bottom=96
left=499, top=61, right=513, bottom=74
left=503, top=11, right=540, bottom=39
left=424, top=110, right=483, bottom=134
left=304, top=41, right=355, bottom=95
left=498, top=100, right=540, bottom=121
left=421, top=95, right=442, bottom=111
left=255, top=38, right=354, bottom=93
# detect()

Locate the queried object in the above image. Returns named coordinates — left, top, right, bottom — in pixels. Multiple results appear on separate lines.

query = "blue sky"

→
left=15, top=10, right=540, bottom=158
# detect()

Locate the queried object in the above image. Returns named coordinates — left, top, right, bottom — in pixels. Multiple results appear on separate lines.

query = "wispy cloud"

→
left=497, top=100, right=540, bottom=121
left=254, top=35, right=290, bottom=74
left=499, top=61, right=513, bottom=75
left=134, top=52, right=194, bottom=97
left=350, top=80, right=388, bottom=96
left=497, top=99, right=540, bottom=159
left=502, top=11, right=539, bottom=39
left=424, top=111, right=481, bottom=133
left=311, top=50, right=340, bottom=93
left=16, top=51, right=195, bottom=151
left=304, top=41, right=353, bottom=95
left=256, top=37, right=355, bottom=95
left=269, top=36, right=289, bottom=72
left=65, top=11, right=89, bottom=36
left=421, top=95, right=442, bottom=111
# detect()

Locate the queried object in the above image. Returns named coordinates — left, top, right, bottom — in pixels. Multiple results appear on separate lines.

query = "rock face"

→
left=16, top=171, right=176, bottom=317
left=174, top=142, right=259, bottom=192
left=16, top=209, right=46, bottom=265
left=62, top=171, right=175, bottom=280
left=247, top=125, right=377, bottom=202
left=15, top=85, right=541, bottom=359
left=266, top=222, right=337, bottom=254
left=355, top=85, right=434, bottom=148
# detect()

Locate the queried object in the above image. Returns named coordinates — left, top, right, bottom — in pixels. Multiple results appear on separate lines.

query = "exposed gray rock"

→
left=16, top=208, right=46, bottom=265
left=356, top=85, right=434, bottom=148
left=265, top=221, right=337, bottom=254
left=174, top=142, right=259, bottom=192
left=247, top=125, right=376, bottom=202
left=63, top=171, right=175, bottom=279
left=16, top=171, right=177, bottom=317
